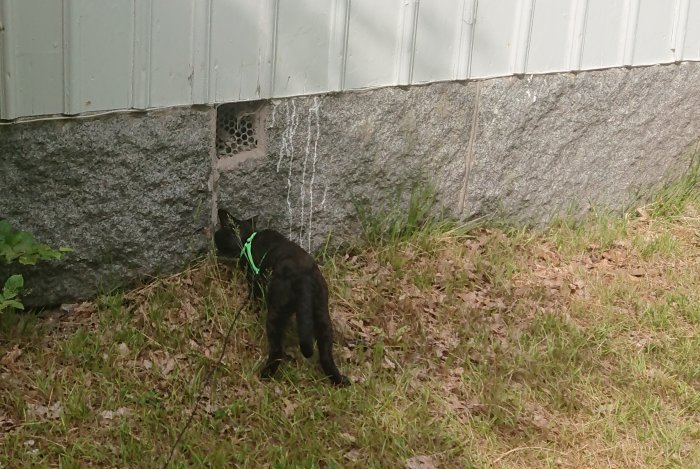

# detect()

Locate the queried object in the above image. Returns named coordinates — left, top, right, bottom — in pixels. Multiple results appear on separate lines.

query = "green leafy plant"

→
left=0, top=274, right=24, bottom=311
left=0, top=219, right=71, bottom=313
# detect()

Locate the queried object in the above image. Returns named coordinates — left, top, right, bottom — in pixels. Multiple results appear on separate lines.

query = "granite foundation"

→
left=2, top=63, right=699, bottom=305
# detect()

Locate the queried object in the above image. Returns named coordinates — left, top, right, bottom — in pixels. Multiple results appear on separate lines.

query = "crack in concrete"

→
left=459, top=81, right=482, bottom=216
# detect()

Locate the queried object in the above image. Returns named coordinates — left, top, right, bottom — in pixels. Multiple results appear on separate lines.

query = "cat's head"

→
left=214, top=208, right=258, bottom=258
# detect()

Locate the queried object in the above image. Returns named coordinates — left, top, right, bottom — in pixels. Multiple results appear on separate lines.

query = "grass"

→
left=1, top=175, right=700, bottom=468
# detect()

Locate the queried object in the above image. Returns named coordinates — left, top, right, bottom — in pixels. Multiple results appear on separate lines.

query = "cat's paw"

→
left=331, top=375, right=351, bottom=387
left=260, top=361, right=280, bottom=379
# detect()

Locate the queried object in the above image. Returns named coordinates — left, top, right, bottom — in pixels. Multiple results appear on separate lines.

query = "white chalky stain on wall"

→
left=298, top=97, right=322, bottom=249
left=276, top=99, right=300, bottom=239
left=275, top=97, right=323, bottom=248
left=268, top=101, right=278, bottom=130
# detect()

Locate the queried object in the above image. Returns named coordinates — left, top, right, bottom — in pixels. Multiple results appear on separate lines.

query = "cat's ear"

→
left=217, top=209, right=234, bottom=229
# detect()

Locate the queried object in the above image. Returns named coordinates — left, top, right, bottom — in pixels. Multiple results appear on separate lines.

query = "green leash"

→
left=240, top=232, right=262, bottom=274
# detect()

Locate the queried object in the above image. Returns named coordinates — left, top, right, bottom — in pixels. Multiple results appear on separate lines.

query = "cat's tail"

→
left=296, top=276, right=315, bottom=358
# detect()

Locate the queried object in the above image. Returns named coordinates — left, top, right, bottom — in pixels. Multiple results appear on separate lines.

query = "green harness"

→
left=240, top=232, right=262, bottom=275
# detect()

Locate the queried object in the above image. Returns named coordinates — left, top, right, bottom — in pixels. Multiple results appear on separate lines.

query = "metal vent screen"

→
left=216, top=105, right=259, bottom=157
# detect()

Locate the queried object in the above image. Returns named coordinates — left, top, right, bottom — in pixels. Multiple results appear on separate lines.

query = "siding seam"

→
left=459, top=81, right=482, bottom=216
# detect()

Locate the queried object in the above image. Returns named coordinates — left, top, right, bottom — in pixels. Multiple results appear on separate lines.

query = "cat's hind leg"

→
left=259, top=277, right=293, bottom=379
left=316, top=327, right=349, bottom=386
left=313, top=282, right=349, bottom=386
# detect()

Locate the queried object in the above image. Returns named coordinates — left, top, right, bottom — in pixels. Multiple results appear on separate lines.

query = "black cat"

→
left=214, top=208, right=349, bottom=386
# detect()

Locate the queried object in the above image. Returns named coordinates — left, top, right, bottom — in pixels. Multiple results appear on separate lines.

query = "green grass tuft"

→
left=353, top=180, right=440, bottom=245
left=647, top=159, right=700, bottom=218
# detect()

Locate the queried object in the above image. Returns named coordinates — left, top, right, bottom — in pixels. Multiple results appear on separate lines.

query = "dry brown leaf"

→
left=382, top=356, right=397, bottom=370
left=181, top=301, right=197, bottom=321
left=339, top=432, right=357, bottom=444
left=596, top=403, right=615, bottom=415
left=161, top=357, right=176, bottom=375
left=637, top=207, right=649, bottom=221
left=117, top=343, right=130, bottom=357
left=532, top=412, right=549, bottom=430
left=73, top=301, right=98, bottom=316
left=1, top=345, right=22, bottom=365
left=27, top=401, right=63, bottom=420
left=60, top=303, right=77, bottom=313
left=405, top=455, right=439, bottom=469
left=100, top=407, right=130, bottom=421
left=386, top=319, right=397, bottom=337
left=568, top=279, right=585, bottom=294
left=282, top=398, right=297, bottom=418
left=0, top=411, right=16, bottom=434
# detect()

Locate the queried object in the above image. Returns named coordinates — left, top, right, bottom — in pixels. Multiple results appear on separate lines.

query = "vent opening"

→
left=216, top=103, right=261, bottom=157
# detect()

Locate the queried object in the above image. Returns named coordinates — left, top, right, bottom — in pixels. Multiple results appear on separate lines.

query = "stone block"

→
left=465, top=64, right=700, bottom=222
left=0, top=108, right=214, bottom=306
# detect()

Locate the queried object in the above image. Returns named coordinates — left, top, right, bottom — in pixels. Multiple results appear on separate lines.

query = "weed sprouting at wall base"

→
left=353, top=180, right=440, bottom=245
left=0, top=220, right=71, bottom=314
left=647, top=158, right=700, bottom=218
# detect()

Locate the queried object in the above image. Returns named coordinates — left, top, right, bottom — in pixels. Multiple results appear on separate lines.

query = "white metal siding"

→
left=412, top=0, right=461, bottom=83
left=527, top=0, right=574, bottom=73
left=686, top=0, right=700, bottom=58
left=1, top=0, right=699, bottom=120
left=344, top=0, right=404, bottom=89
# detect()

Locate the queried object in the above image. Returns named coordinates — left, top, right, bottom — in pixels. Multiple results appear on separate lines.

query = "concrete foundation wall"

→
left=2, top=63, right=700, bottom=306
left=1, top=109, right=213, bottom=306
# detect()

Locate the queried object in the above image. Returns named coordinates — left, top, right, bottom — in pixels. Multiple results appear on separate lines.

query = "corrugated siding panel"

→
left=209, top=0, right=273, bottom=102
left=1, top=0, right=699, bottom=120
left=274, top=0, right=334, bottom=96
left=672, top=0, right=691, bottom=61
left=63, top=0, right=133, bottom=114
left=685, top=0, right=700, bottom=60
left=412, top=0, right=462, bottom=83
left=633, top=0, right=675, bottom=65
left=0, top=0, right=64, bottom=118
left=470, top=0, right=519, bottom=78
left=344, top=0, right=403, bottom=90
left=580, top=0, right=626, bottom=70
left=149, top=0, right=195, bottom=108
left=526, top=0, right=575, bottom=73
left=0, top=2, right=5, bottom=118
